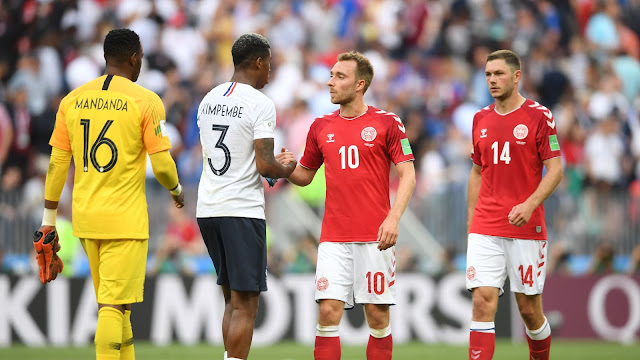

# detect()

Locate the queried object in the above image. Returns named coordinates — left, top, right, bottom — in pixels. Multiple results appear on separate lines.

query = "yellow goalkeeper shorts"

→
left=80, top=238, right=148, bottom=304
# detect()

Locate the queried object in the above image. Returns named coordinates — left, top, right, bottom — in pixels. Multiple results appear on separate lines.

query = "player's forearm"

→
left=286, top=164, right=316, bottom=187
left=525, top=159, right=563, bottom=209
left=258, top=161, right=296, bottom=179
left=467, top=166, right=482, bottom=233
left=149, top=150, right=180, bottom=191
left=44, top=147, right=72, bottom=203
left=388, top=162, right=416, bottom=220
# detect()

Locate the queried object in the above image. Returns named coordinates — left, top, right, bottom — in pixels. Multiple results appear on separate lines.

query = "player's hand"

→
left=508, top=202, right=534, bottom=227
left=377, top=215, right=399, bottom=251
left=171, top=189, right=185, bottom=208
left=33, top=226, right=64, bottom=284
left=275, top=147, right=295, bottom=166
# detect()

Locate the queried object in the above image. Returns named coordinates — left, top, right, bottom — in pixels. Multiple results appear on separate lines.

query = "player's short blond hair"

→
left=337, top=51, right=374, bottom=94
left=487, top=50, right=521, bottom=72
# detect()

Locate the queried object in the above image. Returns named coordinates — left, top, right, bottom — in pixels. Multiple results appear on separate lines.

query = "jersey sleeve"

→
left=535, top=111, right=562, bottom=161
left=253, top=99, right=276, bottom=139
left=142, top=92, right=172, bottom=155
left=386, top=115, right=414, bottom=164
left=299, top=120, right=324, bottom=169
left=471, top=113, right=481, bottom=165
left=49, top=97, right=72, bottom=151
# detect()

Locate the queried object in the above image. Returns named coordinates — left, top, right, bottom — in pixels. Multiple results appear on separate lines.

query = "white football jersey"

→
left=196, top=82, right=276, bottom=219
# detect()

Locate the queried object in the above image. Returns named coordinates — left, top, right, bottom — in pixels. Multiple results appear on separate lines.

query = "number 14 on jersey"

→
left=491, top=141, right=511, bottom=164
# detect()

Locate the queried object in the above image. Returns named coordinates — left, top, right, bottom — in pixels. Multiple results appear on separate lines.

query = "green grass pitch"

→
left=1, top=340, right=637, bottom=359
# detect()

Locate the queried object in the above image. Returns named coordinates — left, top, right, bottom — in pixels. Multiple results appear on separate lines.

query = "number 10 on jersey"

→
left=339, top=145, right=359, bottom=169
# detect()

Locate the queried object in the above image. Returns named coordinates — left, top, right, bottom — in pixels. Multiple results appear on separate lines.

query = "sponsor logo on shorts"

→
left=317, top=276, right=329, bottom=291
left=467, top=266, right=476, bottom=280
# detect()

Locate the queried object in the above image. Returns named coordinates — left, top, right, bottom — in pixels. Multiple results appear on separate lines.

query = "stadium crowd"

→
left=1, top=0, right=639, bottom=276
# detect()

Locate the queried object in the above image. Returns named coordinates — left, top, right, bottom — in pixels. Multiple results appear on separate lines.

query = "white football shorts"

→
left=315, top=242, right=396, bottom=308
left=466, top=233, right=548, bottom=295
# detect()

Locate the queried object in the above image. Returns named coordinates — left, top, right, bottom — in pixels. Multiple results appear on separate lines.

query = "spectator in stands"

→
left=547, top=242, right=573, bottom=275
left=150, top=201, right=204, bottom=276
left=627, top=244, right=640, bottom=275
left=0, top=102, right=12, bottom=178
left=589, top=242, right=616, bottom=274
left=3, top=82, right=33, bottom=185
left=284, top=232, right=318, bottom=274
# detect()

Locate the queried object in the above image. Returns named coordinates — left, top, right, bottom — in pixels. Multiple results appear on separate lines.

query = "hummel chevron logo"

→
left=546, top=118, right=555, bottom=129
left=471, top=349, right=481, bottom=359
left=393, top=116, right=406, bottom=133
left=529, top=101, right=555, bottom=127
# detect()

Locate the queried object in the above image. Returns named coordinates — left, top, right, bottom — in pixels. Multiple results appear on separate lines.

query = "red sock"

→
left=315, top=336, right=341, bottom=360
left=366, top=334, right=392, bottom=360
left=527, top=334, right=551, bottom=360
left=469, top=331, right=495, bottom=360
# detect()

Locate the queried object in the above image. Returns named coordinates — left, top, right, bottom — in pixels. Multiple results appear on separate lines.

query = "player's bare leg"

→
left=221, top=285, right=232, bottom=358
left=363, top=304, right=392, bottom=360
left=315, top=299, right=344, bottom=360
left=96, top=303, right=126, bottom=360
left=469, top=287, right=499, bottom=360
left=515, top=293, right=551, bottom=360
left=226, top=290, right=260, bottom=360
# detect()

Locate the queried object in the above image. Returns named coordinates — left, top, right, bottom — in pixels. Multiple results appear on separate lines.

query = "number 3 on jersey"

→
left=491, top=141, right=511, bottom=164
left=80, top=119, right=118, bottom=173
left=208, top=124, right=231, bottom=176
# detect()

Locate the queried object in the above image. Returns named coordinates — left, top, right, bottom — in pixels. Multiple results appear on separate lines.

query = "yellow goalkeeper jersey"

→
left=49, top=74, right=171, bottom=239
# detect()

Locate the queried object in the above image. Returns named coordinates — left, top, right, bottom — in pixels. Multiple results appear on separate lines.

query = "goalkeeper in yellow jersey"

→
left=35, top=28, right=184, bottom=360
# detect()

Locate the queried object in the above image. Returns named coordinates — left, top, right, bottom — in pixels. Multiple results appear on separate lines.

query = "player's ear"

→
left=513, top=69, right=522, bottom=82
left=129, top=52, right=137, bottom=67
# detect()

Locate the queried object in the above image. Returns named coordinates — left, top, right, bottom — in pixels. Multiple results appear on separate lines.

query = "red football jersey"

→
left=300, top=106, right=415, bottom=243
left=469, top=99, right=562, bottom=240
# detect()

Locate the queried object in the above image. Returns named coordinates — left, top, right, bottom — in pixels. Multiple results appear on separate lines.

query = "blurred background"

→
left=1, top=0, right=640, bottom=351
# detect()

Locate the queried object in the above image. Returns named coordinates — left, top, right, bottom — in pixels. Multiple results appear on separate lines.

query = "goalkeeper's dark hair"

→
left=104, top=29, right=141, bottom=63
left=232, top=33, right=271, bottom=69
left=486, top=49, right=521, bottom=72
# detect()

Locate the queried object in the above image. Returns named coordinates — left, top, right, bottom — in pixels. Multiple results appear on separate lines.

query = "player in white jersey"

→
left=196, top=33, right=296, bottom=360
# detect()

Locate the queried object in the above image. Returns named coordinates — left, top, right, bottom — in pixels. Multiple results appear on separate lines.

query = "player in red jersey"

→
left=277, top=51, right=415, bottom=360
left=466, top=50, right=564, bottom=360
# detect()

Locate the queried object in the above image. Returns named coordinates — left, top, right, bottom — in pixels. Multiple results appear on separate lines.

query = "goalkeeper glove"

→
left=33, top=227, right=64, bottom=284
